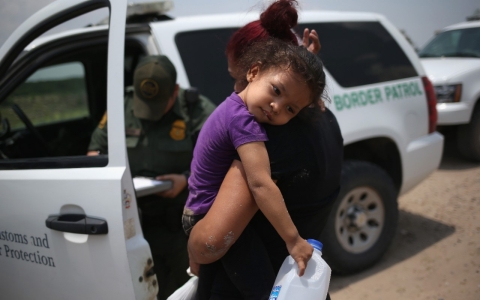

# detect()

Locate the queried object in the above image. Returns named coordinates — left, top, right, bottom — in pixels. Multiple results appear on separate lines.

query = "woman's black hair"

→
left=237, top=38, right=327, bottom=119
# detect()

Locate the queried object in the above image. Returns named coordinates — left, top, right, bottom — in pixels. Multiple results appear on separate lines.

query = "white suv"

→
left=0, top=0, right=443, bottom=298
left=419, top=20, right=480, bottom=160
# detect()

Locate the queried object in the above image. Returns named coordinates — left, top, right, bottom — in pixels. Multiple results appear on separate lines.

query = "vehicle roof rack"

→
left=96, top=1, right=174, bottom=25
left=466, top=9, right=480, bottom=21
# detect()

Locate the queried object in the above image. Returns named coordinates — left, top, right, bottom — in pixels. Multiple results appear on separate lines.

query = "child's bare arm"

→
left=237, top=141, right=313, bottom=276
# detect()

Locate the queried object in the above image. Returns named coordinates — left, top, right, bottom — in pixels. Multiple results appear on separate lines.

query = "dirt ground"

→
left=330, top=131, right=480, bottom=300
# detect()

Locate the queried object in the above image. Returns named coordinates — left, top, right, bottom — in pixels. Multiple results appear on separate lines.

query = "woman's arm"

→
left=188, top=160, right=258, bottom=265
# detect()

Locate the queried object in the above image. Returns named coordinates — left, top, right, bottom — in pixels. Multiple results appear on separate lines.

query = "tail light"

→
left=422, top=76, right=438, bottom=133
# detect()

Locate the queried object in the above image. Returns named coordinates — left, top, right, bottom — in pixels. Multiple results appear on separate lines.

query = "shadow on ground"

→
left=329, top=209, right=455, bottom=292
left=438, top=127, right=480, bottom=171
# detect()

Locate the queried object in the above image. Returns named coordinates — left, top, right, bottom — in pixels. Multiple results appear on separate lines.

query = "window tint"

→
left=1, top=62, right=88, bottom=130
left=0, top=5, right=111, bottom=169
left=297, top=22, right=417, bottom=87
left=419, top=28, right=480, bottom=58
left=175, top=28, right=238, bottom=105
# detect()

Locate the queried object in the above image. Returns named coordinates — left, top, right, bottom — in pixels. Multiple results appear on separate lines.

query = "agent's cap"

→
left=133, top=55, right=177, bottom=121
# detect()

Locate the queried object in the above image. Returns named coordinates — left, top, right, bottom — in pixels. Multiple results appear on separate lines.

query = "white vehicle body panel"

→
left=402, top=132, right=444, bottom=193
left=421, top=58, right=480, bottom=125
left=421, top=59, right=480, bottom=81
left=420, top=20, right=480, bottom=126
left=0, top=0, right=156, bottom=299
left=1, top=168, right=133, bottom=299
left=152, top=11, right=441, bottom=195
left=443, top=20, right=480, bottom=31
left=435, top=102, right=472, bottom=125
left=327, top=75, right=441, bottom=195
left=25, top=26, right=109, bottom=51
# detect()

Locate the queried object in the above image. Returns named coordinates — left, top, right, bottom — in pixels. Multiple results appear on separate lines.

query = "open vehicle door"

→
left=0, top=0, right=157, bottom=299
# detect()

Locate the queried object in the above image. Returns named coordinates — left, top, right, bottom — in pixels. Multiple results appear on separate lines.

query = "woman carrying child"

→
left=184, top=37, right=324, bottom=259
left=184, top=1, right=343, bottom=299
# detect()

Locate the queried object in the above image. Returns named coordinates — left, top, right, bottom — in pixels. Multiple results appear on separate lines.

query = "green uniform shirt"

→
left=88, top=88, right=215, bottom=211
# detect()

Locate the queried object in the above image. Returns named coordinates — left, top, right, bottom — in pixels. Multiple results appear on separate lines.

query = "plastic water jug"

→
left=269, top=239, right=331, bottom=300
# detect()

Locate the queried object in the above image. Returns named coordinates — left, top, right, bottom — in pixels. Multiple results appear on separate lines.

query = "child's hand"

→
left=286, top=237, right=313, bottom=276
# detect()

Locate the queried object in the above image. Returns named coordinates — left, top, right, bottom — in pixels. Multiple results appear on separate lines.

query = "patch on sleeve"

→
left=98, top=112, right=107, bottom=129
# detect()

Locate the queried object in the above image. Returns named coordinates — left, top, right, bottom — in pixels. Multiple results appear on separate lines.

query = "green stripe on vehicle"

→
left=334, top=81, right=423, bottom=111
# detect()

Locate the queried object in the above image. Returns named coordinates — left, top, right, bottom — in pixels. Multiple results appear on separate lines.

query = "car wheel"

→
left=321, top=160, right=398, bottom=274
left=457, top=104, right=480, bottom=161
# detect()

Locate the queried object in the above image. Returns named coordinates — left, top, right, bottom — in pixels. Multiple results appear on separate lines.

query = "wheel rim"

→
left=335, top=186, right=385, bottom=253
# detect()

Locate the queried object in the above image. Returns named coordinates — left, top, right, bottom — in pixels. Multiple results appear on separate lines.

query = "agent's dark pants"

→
left=143, top=222, right=190, bottom=300
left=141, top=193, right=190, bottom=300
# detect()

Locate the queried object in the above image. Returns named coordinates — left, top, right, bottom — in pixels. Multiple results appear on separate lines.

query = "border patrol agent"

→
left=87, top=55, right=216, bottom=300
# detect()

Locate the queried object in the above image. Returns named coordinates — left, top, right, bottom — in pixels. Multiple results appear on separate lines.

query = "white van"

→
left=0, top=0, right=443, bottom=298
left=419, top=20, right=480, bottom=160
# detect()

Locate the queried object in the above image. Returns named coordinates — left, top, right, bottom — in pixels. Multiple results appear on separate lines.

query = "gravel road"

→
left=330, top=131, right=480, bottom=300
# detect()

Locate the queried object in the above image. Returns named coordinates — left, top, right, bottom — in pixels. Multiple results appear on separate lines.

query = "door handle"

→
left=45, top=214, right=108, bottom=235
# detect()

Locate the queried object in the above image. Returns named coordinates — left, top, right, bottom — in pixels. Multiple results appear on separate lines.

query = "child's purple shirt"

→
left=185, top=92, right=268, bottom=215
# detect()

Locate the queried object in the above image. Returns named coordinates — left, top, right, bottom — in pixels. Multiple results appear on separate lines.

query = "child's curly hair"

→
left=236, top=38, right=326, bottom=117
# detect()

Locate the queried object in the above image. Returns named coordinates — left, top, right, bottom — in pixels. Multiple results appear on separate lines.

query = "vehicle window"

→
left=175, top=28, right=238, bottom=105
left=1, top=62, right=88, bottom=130
left=0, top=5, right=111, bottom=169
left=297, top=22, right=418, bottom=87
left=419, top=27, right=480, bottom=58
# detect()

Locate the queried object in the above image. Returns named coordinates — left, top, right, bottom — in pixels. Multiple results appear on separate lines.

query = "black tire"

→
left=457, top=104, right=480, bottom=161
left=320, top=160, right=398, bottom=274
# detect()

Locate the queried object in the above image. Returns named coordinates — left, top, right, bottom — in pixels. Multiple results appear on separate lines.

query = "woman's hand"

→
left=188, top=255, right=200, bottom=276
left=286, top=236, right=314, bottom=277
left=302, top=28, right=326, bottom=112
left=302, top=28, right=321, bottom=55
